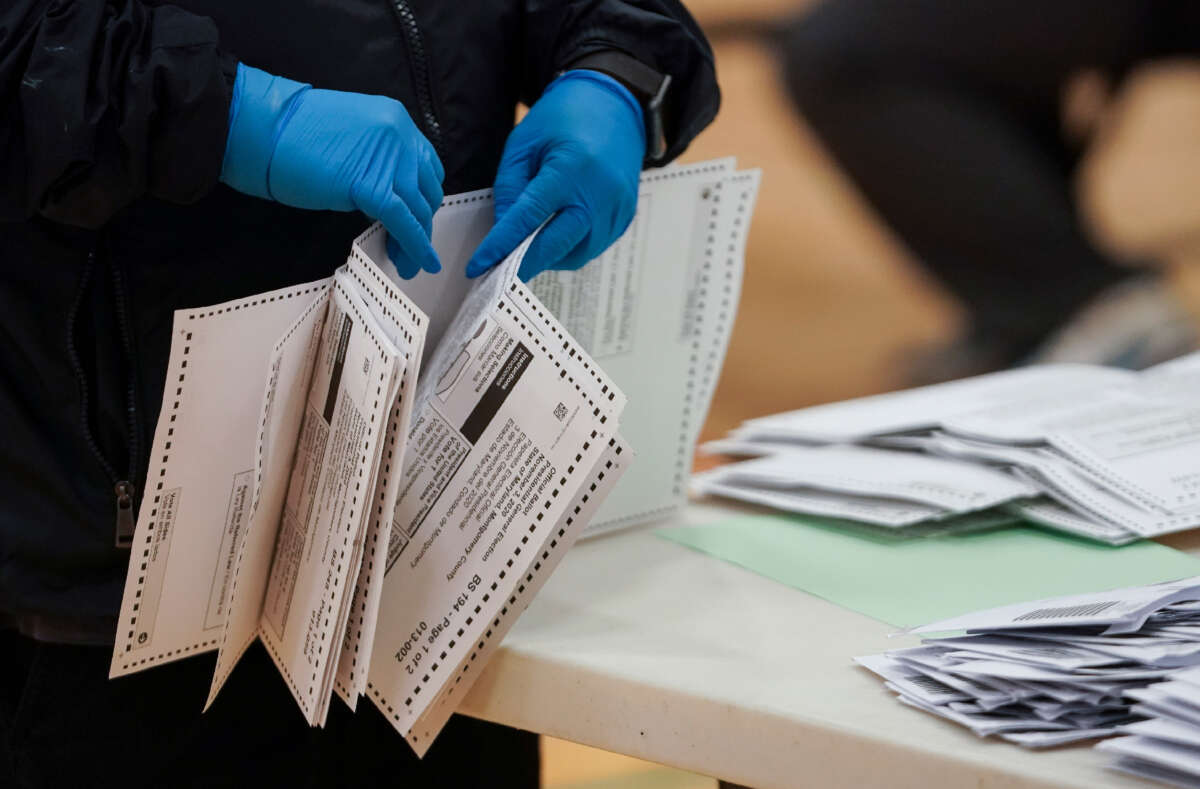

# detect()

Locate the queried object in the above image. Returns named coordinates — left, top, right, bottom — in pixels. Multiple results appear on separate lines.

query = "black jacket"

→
left=0, top=0, right=718, bottom=630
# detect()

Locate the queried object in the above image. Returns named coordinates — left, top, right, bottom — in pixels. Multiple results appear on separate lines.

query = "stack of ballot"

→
left=858, top=577, right=1200, bottom=750
left=1099, top=661, right=1200, bottom=786
left=1099, top=667, right=1200, bottom=786
left=697, top=352, right=1200, bottom=544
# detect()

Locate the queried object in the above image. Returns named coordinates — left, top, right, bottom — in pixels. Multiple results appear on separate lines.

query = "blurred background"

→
left=683, top=0, right=1200, bottom=443
left=547, top=0, right=1200, bottom=785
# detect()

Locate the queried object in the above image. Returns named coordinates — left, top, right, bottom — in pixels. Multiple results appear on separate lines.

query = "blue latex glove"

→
left=465, top=70, right=646, bottom=281
left=220, top=64, right=443, bottom=278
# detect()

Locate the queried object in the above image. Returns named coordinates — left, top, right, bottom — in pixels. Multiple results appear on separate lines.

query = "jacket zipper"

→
left=388, top=0, right=445, bottom=159
left=114, top=480, right=136, bottom=547
left=66, top=250, right=142, bottom=549
left=109, top=257, right=143, bottom=549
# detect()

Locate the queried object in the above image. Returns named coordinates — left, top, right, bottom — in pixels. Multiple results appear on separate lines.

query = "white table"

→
left=457, top=499, right=1200, bottom=789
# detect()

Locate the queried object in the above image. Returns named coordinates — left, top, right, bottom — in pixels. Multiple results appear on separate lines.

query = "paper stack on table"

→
left=858, top=577, right=1200, bottom=749
left=1099, top=667, right=1200, bottom=786
left=697, top=353, right=1200, bottom=544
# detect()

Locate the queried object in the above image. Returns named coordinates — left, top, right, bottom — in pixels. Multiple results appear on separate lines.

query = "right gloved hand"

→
left=220, top=64, right=443, bottom=278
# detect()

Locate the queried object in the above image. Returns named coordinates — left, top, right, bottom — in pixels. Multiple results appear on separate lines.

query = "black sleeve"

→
left=0, top=0, right=237, bottom=228
left=519, top=0, right=720, bottom=165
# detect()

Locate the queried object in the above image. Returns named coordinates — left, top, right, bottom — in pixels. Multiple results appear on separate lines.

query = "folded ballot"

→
left=700, top=353, right=1200, bottom=544
left=108, top=219, right=629, bottom=746
left=107, top=160, right=758, bottom=753
left=858, top=578, right=1200, bottom=751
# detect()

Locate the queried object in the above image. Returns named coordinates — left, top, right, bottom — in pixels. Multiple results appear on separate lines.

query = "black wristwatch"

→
left=564, top=50, right=672, bottom=165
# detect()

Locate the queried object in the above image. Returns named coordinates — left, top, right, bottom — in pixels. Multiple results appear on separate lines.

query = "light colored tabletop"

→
left=457, top=499, right=1200, bottom=789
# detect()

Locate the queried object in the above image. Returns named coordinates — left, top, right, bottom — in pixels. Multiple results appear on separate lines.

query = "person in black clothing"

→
left=781, top=0, right=1199, bottom=380
left=0, top=1, right=718, bottom=786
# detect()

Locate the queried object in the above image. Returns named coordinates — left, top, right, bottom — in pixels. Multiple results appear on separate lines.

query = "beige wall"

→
left=676, top=5, right=1200, bottom=443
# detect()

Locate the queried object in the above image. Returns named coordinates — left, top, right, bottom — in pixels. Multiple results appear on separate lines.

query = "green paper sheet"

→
left=658, top=514, right=1200, bottom=628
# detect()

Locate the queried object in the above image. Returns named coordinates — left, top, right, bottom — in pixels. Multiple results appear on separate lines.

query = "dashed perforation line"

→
left=207, top=292, right=330, bottom=694
left=669, top=181, right=726, bottom=504
left=258, top=278, right=394, bottom=715
left=119, top=281, right=328, bottom=671
left=663, top=176, right=753, bottom=523
left=346, top=239, right=426, bottom=330
left=335, top=261, right=422, bottom=693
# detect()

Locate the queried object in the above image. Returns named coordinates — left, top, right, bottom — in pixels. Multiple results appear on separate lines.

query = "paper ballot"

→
left=701, top=352, right=1200, bottom=543
left=907, top=577, right=1200, bottom=636
left=111, top=226, right=629, bottom=735
left=700, top=445, right=1036, bottom=514
left=367, top=159, right=757, bottom=537
left=110, top=159, right=753, bottom=751
left=528, top=161, right=758, bottom=534
left=857, top=578, right=1200, bottom=753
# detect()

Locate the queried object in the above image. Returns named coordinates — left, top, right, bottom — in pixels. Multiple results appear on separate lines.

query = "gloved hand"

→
left=464, top=70, right=646, bottom=282
left=220, top=64, right=443, bottom=278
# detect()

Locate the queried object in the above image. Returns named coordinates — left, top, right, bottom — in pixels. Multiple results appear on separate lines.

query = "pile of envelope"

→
left=858, top=578, right=1200, bottom=750
left=698, top=352, right=1200, bottom=544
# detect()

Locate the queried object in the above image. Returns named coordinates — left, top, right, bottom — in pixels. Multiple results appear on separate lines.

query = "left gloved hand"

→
left=465, top=70, right=646, bottom=282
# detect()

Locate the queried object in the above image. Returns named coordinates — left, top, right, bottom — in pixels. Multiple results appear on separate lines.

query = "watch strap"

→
left=564, top=50, right=672, bottom=164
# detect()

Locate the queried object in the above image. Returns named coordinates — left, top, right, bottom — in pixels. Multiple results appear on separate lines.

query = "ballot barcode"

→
left=905, top=674, right=957, bottom=695
left=553, top=402, right=568, bottom=421
left=1012, top=600, right=1118, bottom=622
